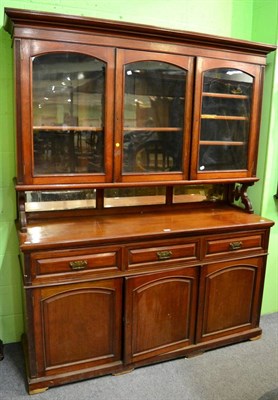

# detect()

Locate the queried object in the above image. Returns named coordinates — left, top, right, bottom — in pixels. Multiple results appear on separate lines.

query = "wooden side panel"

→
left=196, top=257, right=265, bottom=343
left=125, top=267, right=198, bottom=363
left=32, top=279, right=122, bottom=376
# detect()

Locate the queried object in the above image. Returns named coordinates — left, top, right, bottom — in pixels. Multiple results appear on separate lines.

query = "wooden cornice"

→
left=4, top=7, right=276, bottom=56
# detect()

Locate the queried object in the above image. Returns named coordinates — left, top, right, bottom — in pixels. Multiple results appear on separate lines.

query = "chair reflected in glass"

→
left=135, top=139, right=175, bottom=172
left=124, top=130, right=182, bottom=173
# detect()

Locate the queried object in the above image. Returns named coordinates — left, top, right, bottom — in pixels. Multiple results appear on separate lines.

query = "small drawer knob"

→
left=69, top=260, right=88, bottom=270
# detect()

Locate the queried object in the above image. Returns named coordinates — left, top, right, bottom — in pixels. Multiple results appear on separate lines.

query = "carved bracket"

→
left=17, top=191, right=27, bottom=232
left=231, top=183, right=254, bottom=213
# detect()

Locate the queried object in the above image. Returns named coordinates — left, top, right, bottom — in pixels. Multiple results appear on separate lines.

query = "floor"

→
left=0, top=313, right=278, bottom=400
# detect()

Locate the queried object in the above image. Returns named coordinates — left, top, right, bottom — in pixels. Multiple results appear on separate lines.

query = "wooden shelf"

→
left=123, top=127, right=181, bottom=132
left=201, top=115, right=248, bottom=120
left=203, top=92, right=249, bottom=99
left=33, top=126, right=103, bottom=132
left=200, top=140, right=245, bottom=146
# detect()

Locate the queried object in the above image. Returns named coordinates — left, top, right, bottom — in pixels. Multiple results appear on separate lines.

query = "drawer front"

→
left=31, top=247, right=121, bottom=276
left=204, top=233, right=264, bottom=258
left=128, top=240, right=199, bottom=268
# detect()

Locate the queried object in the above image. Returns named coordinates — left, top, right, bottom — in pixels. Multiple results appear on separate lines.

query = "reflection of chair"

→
left=135, top=140, right=174, bottom=172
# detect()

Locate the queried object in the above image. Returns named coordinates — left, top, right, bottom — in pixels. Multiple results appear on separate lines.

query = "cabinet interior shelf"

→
left=123, top=127, right=181, bottom=132
left=203, top=92, right=249, bottom=99
left=201, top=115, right=248, bottom=120
left=200, top=140, right=245, bottom=146
left=33, top=126, right=103, bottom=132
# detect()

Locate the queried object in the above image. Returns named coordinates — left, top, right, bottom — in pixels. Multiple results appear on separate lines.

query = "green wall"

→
left=0, top=0, right=277, bottom=343
left=252, top=0, right=278, bottom=314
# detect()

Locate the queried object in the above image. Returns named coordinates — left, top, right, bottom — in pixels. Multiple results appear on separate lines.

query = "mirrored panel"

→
left=199, top=68, right=253, bottom=171
left=173, top=184, right=225, bottom=203
left=104, top=187, right=166, bottom=207
left=33, top=53, right=105, bottom=175
left=123, top=61, right=186, bottom=173
left=25, top=189, right=96, bottom=212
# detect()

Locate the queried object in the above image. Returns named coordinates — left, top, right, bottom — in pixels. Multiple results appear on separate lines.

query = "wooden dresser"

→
left=4, top=8, right=275, bottom=394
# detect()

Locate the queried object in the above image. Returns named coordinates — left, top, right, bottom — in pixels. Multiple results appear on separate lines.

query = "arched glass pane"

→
left=199, top=68, right=253, bottom=171
left=123, top=61, right=186, bottom=173
left=32, top=53, right=105, bottom=175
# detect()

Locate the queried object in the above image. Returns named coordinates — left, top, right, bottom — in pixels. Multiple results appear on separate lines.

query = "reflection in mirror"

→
left=123, top=61, right=186, bottom=173
left=104, top=187, right=166, bottom=207
left=32, top=53, right=105, bottom=175
left=199, top=68, right=253, bottom=171
left=25, top=190, right=96, bottom=212
left=173, top=185, right=225, bottom=203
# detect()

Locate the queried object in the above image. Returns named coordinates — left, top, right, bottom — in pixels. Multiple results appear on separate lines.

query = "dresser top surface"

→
left=19, top=206, right=274, bottom=251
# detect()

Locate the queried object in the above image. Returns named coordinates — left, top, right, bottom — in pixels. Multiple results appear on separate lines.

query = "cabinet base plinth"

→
left=29, top=387, right=48, bottom=395
left=25, top=361, right=124, bottom=394
left=249, top=334, right=262, bottom=341
left=113, top=367, right=134, bottom=376
left=185, top=350, right=204, bottom=358
left=23, top=327, right=263, bottom=393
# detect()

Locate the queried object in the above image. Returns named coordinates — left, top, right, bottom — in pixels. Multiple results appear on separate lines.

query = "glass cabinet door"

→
left=114, top=50, right=194, bottom=182
left=26, top=42, right=114, bottom=184
left=191, top=58, right=262, bottom=180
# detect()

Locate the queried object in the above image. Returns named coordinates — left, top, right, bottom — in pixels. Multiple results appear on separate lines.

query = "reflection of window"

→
left=124, top=62, right=186, bottom=128
left=199, top=68, right=253, bottom=172
left=123, top=61, right=186, bottom=174
left=32, top=53, right=106, bottom=175
left=33, top=53, right=105, bottom=127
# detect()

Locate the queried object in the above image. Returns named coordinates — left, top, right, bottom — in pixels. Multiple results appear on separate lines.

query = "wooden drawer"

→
left=204, top=232, right=265, bottom=259
left=31, top=247, right=121, bottom=277
left=127, top=239, right=199, bottom=269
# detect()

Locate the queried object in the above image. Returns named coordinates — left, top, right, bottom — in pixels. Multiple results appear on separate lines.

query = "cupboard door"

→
left=114, top=49, right=194, bottom=183
left=31, top=279, right=122, bottom=376
left=191, top=58, right=263, bottom=180
left=19, top=40, right=115, bottom=185
left=196, top=257, right=266, bottom=343
left=124, top=267, right=198, bottom=364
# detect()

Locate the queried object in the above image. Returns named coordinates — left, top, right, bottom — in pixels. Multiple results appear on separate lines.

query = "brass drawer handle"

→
left=69, top=260, right=88, bottom=270
left=229, top=241, right=243, bottom=251
left=157, top=250, right=172, bottom=261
